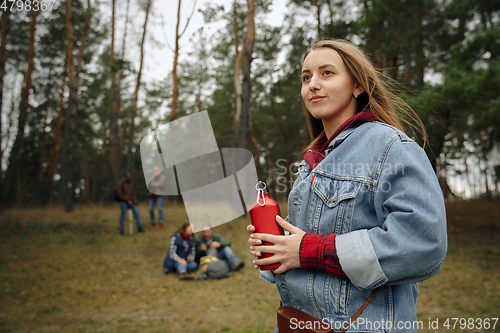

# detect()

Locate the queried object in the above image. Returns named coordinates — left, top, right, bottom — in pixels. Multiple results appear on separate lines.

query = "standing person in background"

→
left=246, top=39, right=447, bottom=333
left=117, top=171, right=145, bottom=235
left=148, top=166, right=167, bottom=229
left=163, top=222, right=198, bottom=280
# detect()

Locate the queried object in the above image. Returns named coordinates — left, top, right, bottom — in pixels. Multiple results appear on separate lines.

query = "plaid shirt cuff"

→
left=299, top=232, right=347, bottom=278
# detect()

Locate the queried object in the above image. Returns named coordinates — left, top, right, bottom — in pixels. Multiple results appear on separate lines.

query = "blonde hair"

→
left=301, top=39, right=426, bottom=154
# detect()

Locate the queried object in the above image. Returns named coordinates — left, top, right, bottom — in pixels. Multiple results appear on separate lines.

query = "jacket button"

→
left=330, top=194, right=337, bottom=201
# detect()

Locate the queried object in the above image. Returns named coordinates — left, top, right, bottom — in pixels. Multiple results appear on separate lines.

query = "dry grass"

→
left=0, top=201, right=498, bottom=332
left=416, top=201, right=500, bottom=332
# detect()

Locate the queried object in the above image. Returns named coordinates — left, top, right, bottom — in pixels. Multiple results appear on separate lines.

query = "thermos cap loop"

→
left=256, top=181, right=266, bottom=206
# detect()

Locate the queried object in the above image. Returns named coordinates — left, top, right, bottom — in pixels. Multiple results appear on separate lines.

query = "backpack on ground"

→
left=197, top=255, right=232, bottom=280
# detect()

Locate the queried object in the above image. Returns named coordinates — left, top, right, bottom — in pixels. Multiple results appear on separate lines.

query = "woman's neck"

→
left=322, top=113, right=354, bottom=139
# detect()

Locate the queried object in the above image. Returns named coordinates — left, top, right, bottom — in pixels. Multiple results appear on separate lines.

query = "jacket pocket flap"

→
left=312, top=174, right=361, bottom=208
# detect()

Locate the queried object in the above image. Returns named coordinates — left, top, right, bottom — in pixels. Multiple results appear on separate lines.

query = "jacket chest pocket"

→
left=311, top=174, right=361, bottom=235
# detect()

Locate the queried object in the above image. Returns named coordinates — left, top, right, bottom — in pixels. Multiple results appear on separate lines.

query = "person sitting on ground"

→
left=196, top=225, right=244, bottom=272
left=163, top=222, right=198, bottom=280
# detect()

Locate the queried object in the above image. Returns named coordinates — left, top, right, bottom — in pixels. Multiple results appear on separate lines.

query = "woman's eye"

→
left=324, top=70, right=333, bottom=75
left=302, top=75, right=311, bottom=82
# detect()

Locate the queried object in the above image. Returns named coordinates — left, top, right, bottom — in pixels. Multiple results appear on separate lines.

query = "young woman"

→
left=247, top=40, right=447, bottom=332
left=163, top=222, right=198, bottom=280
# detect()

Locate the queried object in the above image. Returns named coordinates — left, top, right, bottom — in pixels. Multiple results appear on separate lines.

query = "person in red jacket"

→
left=148, top=166, right=167, bottom=228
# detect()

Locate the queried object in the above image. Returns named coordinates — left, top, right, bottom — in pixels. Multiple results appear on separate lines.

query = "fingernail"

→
left=250, top=234, right=254, bottom=238
left=249, top=246, right=253, bottom=250
left=256, top=240, right=262, bottom=245
left=276, top=215, right=283, bottom=221
left=252, top=260, right=256, bottom=264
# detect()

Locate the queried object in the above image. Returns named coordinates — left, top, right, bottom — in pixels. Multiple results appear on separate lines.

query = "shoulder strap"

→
left=278, top=286, right=381, bottom=333
left=340, top=287, right=381, bottom=333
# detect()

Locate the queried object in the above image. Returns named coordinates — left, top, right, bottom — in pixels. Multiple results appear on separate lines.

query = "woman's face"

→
left=185, top=225, right=193, bottom=236
left=301, top=48, right=361, bottom=136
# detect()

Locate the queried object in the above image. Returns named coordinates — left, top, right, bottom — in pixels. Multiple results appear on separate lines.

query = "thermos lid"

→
left=255, top=181, right=269, bottom=193
left=255, top=181, right=268, bottom=206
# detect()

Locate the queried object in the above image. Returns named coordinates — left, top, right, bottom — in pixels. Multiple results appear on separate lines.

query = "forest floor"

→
left=0, top=200, right=498, bottom=333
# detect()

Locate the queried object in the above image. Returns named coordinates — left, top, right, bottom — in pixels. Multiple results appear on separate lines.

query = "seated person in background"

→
left=195, top=225, right=244, bottom=272
left=163, top=222, right=198, bottom=280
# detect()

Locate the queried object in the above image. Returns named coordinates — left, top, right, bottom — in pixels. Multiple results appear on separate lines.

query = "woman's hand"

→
left=177, top=258, right=187, bottom=266
left=247, top=216, right=306, bottom=274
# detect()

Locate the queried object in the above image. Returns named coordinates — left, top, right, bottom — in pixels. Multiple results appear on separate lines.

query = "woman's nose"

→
left=309, top=75, right=320, bottom=90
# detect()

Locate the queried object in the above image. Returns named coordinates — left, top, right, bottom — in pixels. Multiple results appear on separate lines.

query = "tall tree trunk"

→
left=1, top=8, right=38, bottom=204
left=308, top=0, right=321, bottom=39
left=233, top=0, right=242, bottom=132
left=110, top=0, right=120, bottom=186
left=233, top=0, right=255, bottom=150
left=327, top=1, right=334, bottom=26
left=463, top=148, right=470, bottom=197
left=117, top=0, right=131, bottom=116
left=170, top=0, right=182, bottom=121
left=126, top=0, right=151, bottom=171
left=45, top=58, right=67, bottom=205
left=403, top=54, right=411, bottom=83
left=117, top=0, right=131, bottom=157
left=0, top=7, right=10, bottom=180
left=170, top=0, right=196, bottom=121
left=424, top=108, right=450, bottom=172
left=479, top=134, right=493, bottom=201
left=390, top=56, right=398, bottom=81
left=416, top=2, right=425, bottom=88
left=37, top=75, right=51, bottom=182
left=62, top=0, right=78, bottom=211
left=60, top=0, right=91, bottom=211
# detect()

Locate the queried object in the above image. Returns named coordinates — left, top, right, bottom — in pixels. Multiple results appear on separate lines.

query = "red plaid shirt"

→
left=299, top=232, right=346, bottom=278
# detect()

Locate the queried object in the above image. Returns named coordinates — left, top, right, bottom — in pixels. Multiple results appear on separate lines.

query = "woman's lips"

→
left=310, top=96, right=325, bottom=103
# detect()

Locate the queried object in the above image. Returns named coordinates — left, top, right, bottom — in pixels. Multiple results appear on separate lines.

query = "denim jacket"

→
left=263, top=122, right=447, bottom=333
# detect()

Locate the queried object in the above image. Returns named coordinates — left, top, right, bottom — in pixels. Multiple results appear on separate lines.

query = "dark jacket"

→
left=163, top=232, right=196, bottom=271
left=117, top=179, right=137, bottom=203
left=195, top=232, right=231, bottom=260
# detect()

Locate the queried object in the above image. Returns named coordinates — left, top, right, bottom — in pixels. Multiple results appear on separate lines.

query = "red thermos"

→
left=249, top=182, right=284, bottom=270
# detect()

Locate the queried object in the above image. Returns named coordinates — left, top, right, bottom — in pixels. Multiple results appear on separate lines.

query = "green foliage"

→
left=2, top=0, right=500, bottom=204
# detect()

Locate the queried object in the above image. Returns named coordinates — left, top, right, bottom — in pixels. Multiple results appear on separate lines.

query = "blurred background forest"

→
left=1, top=0, right=500, bottom=210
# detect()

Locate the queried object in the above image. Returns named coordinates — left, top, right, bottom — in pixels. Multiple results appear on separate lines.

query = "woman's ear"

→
left=353, top=84, right=364, bottom=98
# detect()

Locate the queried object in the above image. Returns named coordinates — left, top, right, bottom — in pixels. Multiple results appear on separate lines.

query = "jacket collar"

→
left=328, top=127, right=358, bottom=151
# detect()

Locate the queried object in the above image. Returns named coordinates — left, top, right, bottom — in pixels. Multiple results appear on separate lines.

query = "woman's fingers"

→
left=246, top=224, right=255, bottom=232
left=250, top=244, right=275, bottom=254
left=249, top=232, right=280, bottom=244
left=250, top=249, right=261, bottom=257
left=276, top=215, right=301, bottom=234
left=247, top=237, right=263, bottom=246
left=253, top=254, right=280, bottom=267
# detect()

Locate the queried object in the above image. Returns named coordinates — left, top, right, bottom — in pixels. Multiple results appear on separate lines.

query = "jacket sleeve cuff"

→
left=259, top=270, right=276, bottom=284
left=336, top=229, right=387, bottom=289
left=299, top=232, right=346, bottom=278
